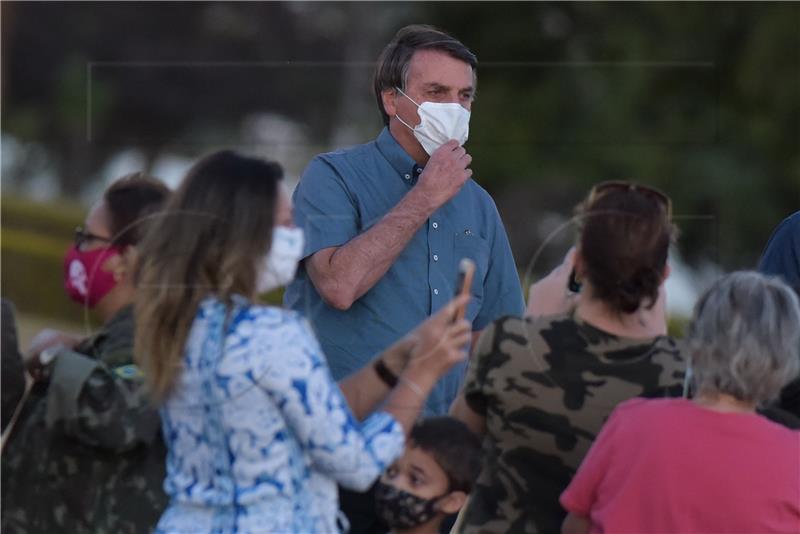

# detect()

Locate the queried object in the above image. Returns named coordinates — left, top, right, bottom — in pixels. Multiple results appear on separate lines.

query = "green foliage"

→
left=2, top=2, right=798, bottom=272
left=258, top=288, right=285, bottom=307
left=3, top=227, right=68, bottom=261
left=667, top=314, right=689, bottom=339
left=1, top=196, right=87, bottom=322
left=2, top=195, right=84, bottom=240
left=419, top=2, right=799, bottom=269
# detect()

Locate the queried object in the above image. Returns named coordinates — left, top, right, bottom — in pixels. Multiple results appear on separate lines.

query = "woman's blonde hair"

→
left=134, top=150, right=282, bottom=402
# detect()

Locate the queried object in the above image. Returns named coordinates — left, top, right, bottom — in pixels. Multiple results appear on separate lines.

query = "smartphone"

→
left=568, top=268, right=582, bottom=293
left=454, top=258, right=475, bottom=321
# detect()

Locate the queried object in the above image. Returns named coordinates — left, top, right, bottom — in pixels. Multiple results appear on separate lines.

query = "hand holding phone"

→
left=526, top=246, right=579, bottom=319
left=568, top=269, right=582, bottom=293
left=454, top=258, right=475, bottom=322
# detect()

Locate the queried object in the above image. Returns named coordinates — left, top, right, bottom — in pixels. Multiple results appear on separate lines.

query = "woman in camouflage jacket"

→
left=2, top=174, right=170, bottom=534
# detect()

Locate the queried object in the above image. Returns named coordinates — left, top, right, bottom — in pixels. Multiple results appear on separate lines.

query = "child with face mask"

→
left=375, top=417, right=482, bottom=534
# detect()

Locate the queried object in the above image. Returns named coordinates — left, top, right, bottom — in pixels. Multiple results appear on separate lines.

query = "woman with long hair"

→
left=451, top=181, right=686, bottom=533
left=135, top=150, right=471, bottom=533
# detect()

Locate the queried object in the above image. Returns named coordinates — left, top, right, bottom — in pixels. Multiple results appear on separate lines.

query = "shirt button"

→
left=433, top=254, right=439, bottom=261
left=432, top=222, right=438, bottom=229
left=433, top=288, right=439, bottom=295
left=404, top=174, right=411, bottom=180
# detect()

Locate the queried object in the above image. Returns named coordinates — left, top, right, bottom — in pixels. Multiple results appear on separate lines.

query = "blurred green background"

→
left=2, top=2, right=798, bottom=345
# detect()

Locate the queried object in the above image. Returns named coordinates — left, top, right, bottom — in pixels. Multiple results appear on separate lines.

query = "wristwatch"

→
left=373, top=358, right=399, bottom=388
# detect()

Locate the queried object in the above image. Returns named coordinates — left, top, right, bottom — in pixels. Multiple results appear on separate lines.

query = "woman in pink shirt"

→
left=561, top=271, right=800, bottom=533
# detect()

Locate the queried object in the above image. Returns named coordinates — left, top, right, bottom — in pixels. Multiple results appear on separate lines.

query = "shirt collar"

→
left=376, top=127, right=423, bottom=185
left=79, top=304, right=134, bottom=355
left=105, top=304, right=134, bottom=333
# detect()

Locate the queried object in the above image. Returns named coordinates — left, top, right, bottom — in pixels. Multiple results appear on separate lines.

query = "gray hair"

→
left=687, top=271, right=800, bottom=405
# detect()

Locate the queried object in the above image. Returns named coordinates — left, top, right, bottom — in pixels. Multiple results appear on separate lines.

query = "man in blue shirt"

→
left=285, top=25, right=524, bottom=418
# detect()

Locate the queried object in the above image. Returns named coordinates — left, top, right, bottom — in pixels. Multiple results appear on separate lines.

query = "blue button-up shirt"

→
left=285, top=128, right=525, bottom=415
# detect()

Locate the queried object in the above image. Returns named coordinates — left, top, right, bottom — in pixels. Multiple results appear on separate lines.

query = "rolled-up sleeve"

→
left=257, top=316, right=404, bottom=491
left=293, top=156, right=360, bottom=259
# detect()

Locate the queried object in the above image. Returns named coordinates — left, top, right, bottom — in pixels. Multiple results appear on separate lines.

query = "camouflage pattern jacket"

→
left=457, top=313, right=686, bottom=534
left=1, top=305, right=167, bottom=534
left=2, top=299, right=26, bottom=431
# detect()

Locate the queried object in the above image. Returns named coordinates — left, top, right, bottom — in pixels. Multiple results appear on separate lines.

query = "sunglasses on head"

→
left=74, top=226, right=113, bottom=249
left=586, top=181, right=672, bottom=220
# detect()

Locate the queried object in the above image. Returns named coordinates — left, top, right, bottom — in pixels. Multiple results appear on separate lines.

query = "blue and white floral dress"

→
left=156, top=296, right=405, bottom=533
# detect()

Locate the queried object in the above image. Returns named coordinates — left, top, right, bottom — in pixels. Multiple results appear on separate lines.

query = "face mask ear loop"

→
left=393, top=87, right=462, bottom=153
left=393, top=86, right=428, bottom=138
left=395, top=86, right=421, bottom=108
left=394, top=109, right=440, bottom=147
left=394, top=112, right=416, bottom=132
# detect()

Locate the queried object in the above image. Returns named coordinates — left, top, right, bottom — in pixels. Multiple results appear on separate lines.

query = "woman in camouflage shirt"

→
left=451, top=182, right=686, bottom=533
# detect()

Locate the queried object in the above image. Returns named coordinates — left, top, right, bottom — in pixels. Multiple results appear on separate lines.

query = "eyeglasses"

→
left=74, top=226, right=113, bottom=250
left=586, top=181, right=672, bottom=220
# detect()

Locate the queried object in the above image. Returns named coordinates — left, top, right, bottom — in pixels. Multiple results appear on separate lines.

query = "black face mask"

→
left=374, top=480, right=445, bottom=529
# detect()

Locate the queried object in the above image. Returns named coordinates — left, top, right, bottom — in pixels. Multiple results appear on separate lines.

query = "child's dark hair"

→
left=410, top=417, right=482, bottom=493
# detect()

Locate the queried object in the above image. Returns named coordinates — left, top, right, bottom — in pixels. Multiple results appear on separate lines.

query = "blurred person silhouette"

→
left=759, top=210, right=800, bottom=291
left=1, top=173, right=170, bottom=534
left=561, top=271, right=800, bottom=533
left=134, top=150, right=472, bottom=533
left=758, top=209, right=800, bottom=425
left=451, top=181, right=686, bottom=533
left=1, top=299, right=25, bottom=433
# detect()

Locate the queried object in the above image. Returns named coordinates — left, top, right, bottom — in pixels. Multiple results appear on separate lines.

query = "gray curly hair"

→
left=687, top=271, right=800, bottom=406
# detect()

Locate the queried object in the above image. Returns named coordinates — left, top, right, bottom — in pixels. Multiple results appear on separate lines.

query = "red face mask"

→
left=63, top=245, right=124, bottom=308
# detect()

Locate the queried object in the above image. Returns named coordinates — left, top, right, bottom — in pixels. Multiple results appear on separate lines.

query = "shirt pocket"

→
left=453, top=231, right=490, bottom=319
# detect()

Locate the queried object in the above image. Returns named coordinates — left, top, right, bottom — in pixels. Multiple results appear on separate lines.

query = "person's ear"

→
left=101, top=250, right=124, bottom=280
left=661, top=262, right=672, bottom=283
left=436, top=490, right=467, bottom=515
left=382, top=88, right=399, bottom=119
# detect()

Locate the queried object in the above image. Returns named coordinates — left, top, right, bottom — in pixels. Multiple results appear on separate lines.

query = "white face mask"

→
left=258, top=226, right=305, bottom=293
left=394, top=87, right=471, bottom=156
